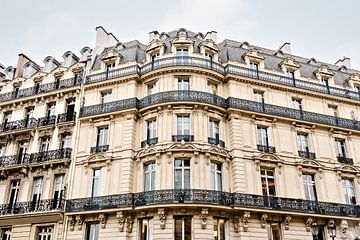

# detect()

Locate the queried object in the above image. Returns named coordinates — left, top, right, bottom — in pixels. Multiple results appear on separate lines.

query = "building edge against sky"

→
left=0, top=26, right=360, bottom=239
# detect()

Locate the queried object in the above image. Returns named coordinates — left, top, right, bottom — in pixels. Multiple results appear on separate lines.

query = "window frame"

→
left=144, top=162, right=156, bottom=191
left=174, top=159, right=191, bottom=189
left=210, top=162, right=222, bottom=191
left=260, top=168, right=276, bottom=196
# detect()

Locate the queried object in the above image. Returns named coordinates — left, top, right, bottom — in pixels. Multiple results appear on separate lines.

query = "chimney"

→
left=279, top=42, right=291, bottom=54
left=335, top=57, right=351, bottom=69
left=149, top=31, right=159, bottom=42
left=95, top=26, right=118, bottom=49
left=205, top=31, right=217, bottom=43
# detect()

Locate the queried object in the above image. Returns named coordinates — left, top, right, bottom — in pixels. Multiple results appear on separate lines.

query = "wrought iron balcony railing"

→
left=0, top=118, right=38, bottom=132
left=0, top=199, right=64, bottom=216
left=65, top=194, right=133, bottom=212
left=257, top=144, right=276, bottom=153
left=208, top=137, right=225, bottom=147
left=90, top=145, right=109, bottom=153
left=57, top=112, right=76, bottom=124
left=86, top=65, right=140, bottom=84
left=0, top=149, right=72, bottom=168
left=80, top=98, right=137, bottom=117
left=65, top=189, right=360, bottom=217
left=298, top=151, right=316, bottom=160
left=37, top=115, right=57, bottom=127
left=141, top=137, right=158, bottom=148
left=172, top=135, right=194, bottom=142
left=80, top=91, right=360, bottom=134
left=337, top=156, right=354, bottom=165
left=0, top=77, right=81, bottom=104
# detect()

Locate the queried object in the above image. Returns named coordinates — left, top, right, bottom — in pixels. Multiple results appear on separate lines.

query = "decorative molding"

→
left=116, top=211, right=126, bottom=232
left=158, top=208, right=166, bottom=229
left=76, top=215, right=84, bottom=230
left=283, top=215, right=291, bottom=230
left=242, top=211, right=250, bottom=232
left=68, top=216, right=75, bottom=231
left=260, top=213, right=268, bottom=228
left=126, top=215, right=134, bottom=233
left=233, top=215, right=240, bottom=233
left=200, top=208, right=208, bottom=229
left=305, top=217, right=313, bottom=232
left=99, top=213, right=107, bottom=229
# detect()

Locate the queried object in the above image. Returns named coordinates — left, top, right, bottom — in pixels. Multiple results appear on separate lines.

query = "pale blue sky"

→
left=1, top=0, right=359, bottom=69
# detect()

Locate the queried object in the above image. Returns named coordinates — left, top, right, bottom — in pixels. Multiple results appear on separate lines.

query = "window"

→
left=3, top=111, right=12, bottom=125
left=297, top=133, right=309, bottom=152
left=66, top=98, right=75, bottom=121
left=0, top=145, right=3, bottom=157
left=53, top=175, right=65, bottom=208
left=25, top=107, right=34, bottom=126
left=209, top=119, right=219, bottom=139
left=303, top=174, right=317, bottom=201
left=205, top=52, right=213, bottom=62
left=36, top=226, right=53, bottom=240
left=312, top=225, right=325, bottom=240
left=23, top=64, right=31, bottom=78
left=177, top=77, right=190, bottom=91
left=32, top=177, right=43, bottom=210
left=0, top=228, right=11, bottom=240
left=96, top=127, right=108, bottom=147
left=250, top=62, right=259, bottom=78
left=91, top=169, right=101, bottom=197
left=174, top=159, right=191, bottom=189
left=335, top=139, right=347, bottom=157
left=328, top=105, right=338, bottom=117
left=287, top=70, right=295, bottom=80
left=292, top=98, right=302, bottom=111
left=147, top=81, right=157, bottom=95
left=261, top=168, right=276, bottom=196
left=177, top=115, right=190, bottom=135
left=176, top=48, right=189, bottom=57
left=210, top=162, right=222, bottom=191
left=257, top=126, right=269, bottom=146
left=106, top=62, right=115, bottom=71
left=101, top=91, right=112, bottom=104
left=321, top=78, right=329, bottom=89
left=269, top=223, right=282, bottom=240
left=60, top=134, right=71, bottom=149
left=144, top=162, right=156, bottom=191
left=146, top=119, right=157, bottom=140
left=139, top=218, right=153, bottom=240
left=253, top=91, right=264, bottom=104
left=213, top=218, right=226, bottom=240
left=17, top=141, right=28, bottom=163
left=47, top=103, right=56, bottom=117
left=86, top=223, right=99, bottom=240
left=342, top=179, right=356, bottom=205
left=207, top=81, right=218, bottom=95
left=40, top=137, right=51, bottom=152
left=174, top=216, right=192, bottom=240
left=151, top=53, right=160, bottom=62
left=8, top=180, right=20, bottom=210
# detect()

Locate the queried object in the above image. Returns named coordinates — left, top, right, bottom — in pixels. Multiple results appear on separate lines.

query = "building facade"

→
left=0, top=27, right=360, bottom=240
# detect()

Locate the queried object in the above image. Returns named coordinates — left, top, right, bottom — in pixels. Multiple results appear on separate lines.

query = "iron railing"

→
left=172, top=135, right=194, bottom=142
left=257, top=145, right=276, bottom=153
left=65, top=194, right=133, bottom=212
left=208, top=137, right=225, bottom=147
left=0, top=118, right=38, bottom=132
left=85, top=65, right=140, bottom=84
left=0, top=148, right=72, bottom=168
left=65, top=189, right=360, bottom=217
left=37, top=115, right=57, bottom=127
left=337, top=156, right=354, bottom=165
left=0, top=77, right=81, bottom=103
left=57, top=112, right=76, bottom=124
left=90, top=145, right=109, bottom=153
left=298, top=151, right=316, bottom=160
left=0, top=199, right=64, bottom=216
left=80, top=98, right=137, bottom=117
left=141, top=138, right=158, bottom=148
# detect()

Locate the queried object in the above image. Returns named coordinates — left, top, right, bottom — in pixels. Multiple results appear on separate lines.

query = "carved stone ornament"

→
left=158, top=208, right=166, bottom=229
left=68, top=216, right=75, bottom=231
left=99, top=213, right=107, bottom=229
left=283, top=215, right=291, bottom=230
left=126, top=215, right=134, bottom=233
left=305, top=217, right=313, bottom=232
left=76, top=215, right=84, bottom=230
left=200, top=208, right=208, bottom=229
left=260, top=213, right=268, bottom=228
left=233, top=215, right=240, bottom=233
left=116, top=211, right=125, bottom=232
left=242, top=211, right=251, bottom=232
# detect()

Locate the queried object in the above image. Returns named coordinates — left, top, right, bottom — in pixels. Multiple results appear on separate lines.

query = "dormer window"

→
left=287, top=70, right=295, bottom=80
left=5, top=67, right=15, bottom=80
left=64, top=54, right=71, bottom=67
left=106, top=62, right=115, bottom=71
left=151, top=53, right=160, bottom=68
left=321, top=77, right=330, bottom=93
left=176, top=48, right=189, bottom=57
left=250, top=62, right=259, bottom=78
left=23, top=63, right=32, bottom=78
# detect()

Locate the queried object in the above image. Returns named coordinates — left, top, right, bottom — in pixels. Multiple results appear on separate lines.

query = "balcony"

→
left=0, top=77, right=81, bottom=104
left=37, top=115, right=56, bottom=127
left=0, top=118, right=37, bottom=133
left=141, top=137, right=158, bottom=148
left=257, top=145, right=276, bottom=153
left=337, top=156, right=354, bottom=165
left=65, top=194, right=133, bottom=212
left=65, top=189, right=360, bottom=217
left=80, top=98, right=137, bottom=118
left=172, top=135, right=194, bottom=142
left=86, top=65, right=140, bottom=85
left=0, top=149, right=72, bottom=168
left=57, top=112, right=76, bottom=124
left=298, top=151, right=316, bottom=160
left=90, top=145, right=109, bottom=153
left=208, top=137, right=225, bottom=147
left=0, top=199, right=64, bottom=216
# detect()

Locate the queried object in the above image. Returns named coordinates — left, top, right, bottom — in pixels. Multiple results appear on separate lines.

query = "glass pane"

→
left=184, top=169, right=190, bottom=189
left=174, top=218, right=183, bottom=240
left=184, top=217, right=192, bottom=240
left=174, top=169, right=182, bottom=189
left=217, top=173, right=222, bottom=191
